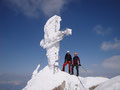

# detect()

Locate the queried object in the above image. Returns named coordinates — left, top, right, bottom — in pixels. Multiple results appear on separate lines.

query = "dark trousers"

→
left=72, top=65, right=79, bottom=76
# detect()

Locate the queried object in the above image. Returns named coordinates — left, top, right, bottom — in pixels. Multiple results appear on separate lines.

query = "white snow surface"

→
left=80, top=76, right=108, bottom=88
left=23, top=65, right=109, bottom=90
left=95, top=75, right=120, bottom=90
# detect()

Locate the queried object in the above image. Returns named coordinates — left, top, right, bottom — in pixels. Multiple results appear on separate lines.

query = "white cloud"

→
left=41, top=0, right=66, bottom=16
left=0, top=80, right=22, bottom=85
left=3, top=0, right=70, bottom=17
left=102, top=55, right=120, bottom=69
left=93, top=25, right=112, bottom=36
left=101, top=38, right=120, bottom=51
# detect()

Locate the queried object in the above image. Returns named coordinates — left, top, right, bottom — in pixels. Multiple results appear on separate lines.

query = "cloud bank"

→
left=102, top=55, right=120, bottom=69
left=3, top=0, right=70, bottom=17
left=0, top=73, right=29, bottom=86
left=101, top=38, right=120, bottom=51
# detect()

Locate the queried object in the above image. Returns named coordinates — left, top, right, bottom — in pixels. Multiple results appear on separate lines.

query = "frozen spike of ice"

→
left=32, top=64, right=40, bottom=78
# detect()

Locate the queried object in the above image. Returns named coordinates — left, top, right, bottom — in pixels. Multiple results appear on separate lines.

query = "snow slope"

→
left=23, top=65, right=85, bottom=90
left=80, top=77, right=108, bottom=89
left=95, top=75, right=120, bottom=90
left=23, top=65, right=109, bottom=90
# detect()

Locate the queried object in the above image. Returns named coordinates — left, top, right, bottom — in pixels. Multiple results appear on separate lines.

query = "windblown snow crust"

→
left=23, top=65, right=109, bottom=90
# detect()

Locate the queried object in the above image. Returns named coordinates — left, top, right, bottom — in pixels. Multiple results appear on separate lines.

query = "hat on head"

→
left=74, top=52, right=77, bottom=55
left=67, top=51, right=70, bottom=53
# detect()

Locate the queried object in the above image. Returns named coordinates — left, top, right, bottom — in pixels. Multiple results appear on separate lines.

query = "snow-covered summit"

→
left=23, top=65, right=109, bottom=90
left=23, top=65, right=83, bottom=90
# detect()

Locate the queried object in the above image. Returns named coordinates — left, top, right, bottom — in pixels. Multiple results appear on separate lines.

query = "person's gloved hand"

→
left=79, top=64, right=81, bottom=66
left=72, top=64, right=74, bottom=66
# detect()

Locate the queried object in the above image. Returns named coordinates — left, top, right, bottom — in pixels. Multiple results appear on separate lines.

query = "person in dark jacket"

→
left=72, top=52, right=81, bottom=76
left=62, top=51, right=72, bottom=74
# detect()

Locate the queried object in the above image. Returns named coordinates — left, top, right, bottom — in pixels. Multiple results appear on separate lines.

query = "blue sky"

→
left=0, top=0, right=120, bottom=85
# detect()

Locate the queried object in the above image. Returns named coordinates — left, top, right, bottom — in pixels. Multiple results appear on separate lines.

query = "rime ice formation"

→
left=40, top=15, right=72, bottom=68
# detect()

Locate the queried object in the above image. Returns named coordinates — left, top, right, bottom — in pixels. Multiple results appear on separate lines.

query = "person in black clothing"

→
left=72, top=52, right=81, bottom=76
left=62, top=51, right=72, bottom=74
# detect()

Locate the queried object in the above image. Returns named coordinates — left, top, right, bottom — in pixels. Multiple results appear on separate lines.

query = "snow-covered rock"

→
left=23, top=65, right=84, bottom=90
left=95, top=75, right=120, bottom=90
left=23, top=65, right=109, bottom=90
